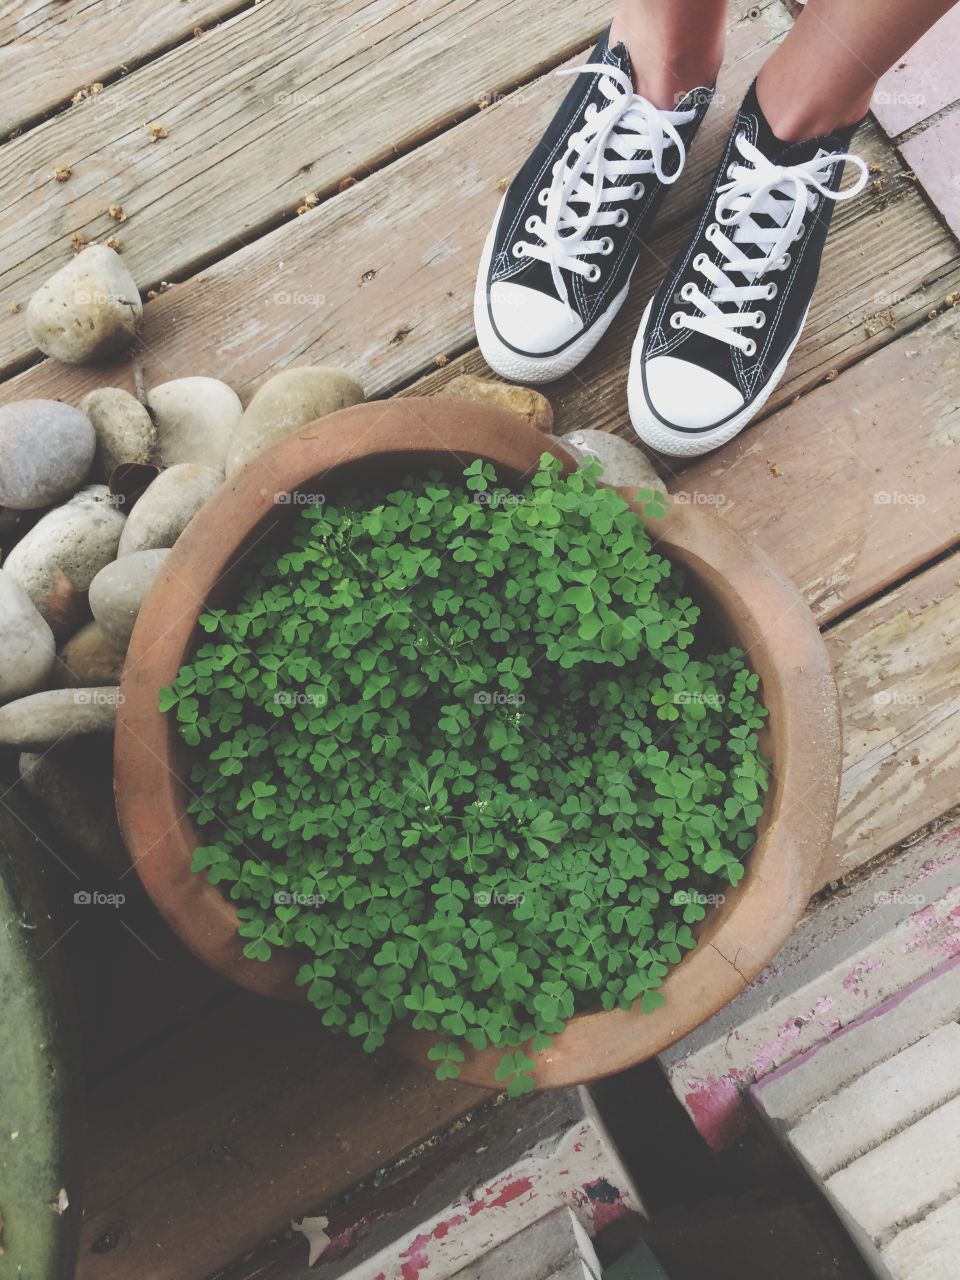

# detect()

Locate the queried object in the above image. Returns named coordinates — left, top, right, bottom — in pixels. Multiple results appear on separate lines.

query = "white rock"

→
left=117, top=463, right=222, bottom=556
left=26, top=245, right=142, bottom=364
left=147, top=377, right=242, bottom=469
left=225, top=366, right=364, bottom=475
left=80, top=387, right=156, bottom=479
left=560, top=429, right=665, bottom=491
left=0, top=399, right=96, bottom=509
left=0, top=687, right=120, bottom=749
left=89, top=548, right=168, bottom=648
left=3, top=486, right=126, bottom=634
left=0, top=569, right=56, bottom=703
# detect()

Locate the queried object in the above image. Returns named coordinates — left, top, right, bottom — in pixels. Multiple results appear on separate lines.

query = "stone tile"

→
left=881, top=1194, right=960, bottom=1280
left=872, top=7, right=960, bottom=136
left=901, top=111, right=960, bottom=241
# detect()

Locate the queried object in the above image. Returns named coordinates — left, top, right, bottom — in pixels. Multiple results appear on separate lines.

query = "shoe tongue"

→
left=606, top=39, right=634, bottom=83
left=742, top=79, right=859, bottom=166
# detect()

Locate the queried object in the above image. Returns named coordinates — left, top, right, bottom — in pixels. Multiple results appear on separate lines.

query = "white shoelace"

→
left=513, top=63, right=696, bottom=305
left=673, top=131, right=869, bottom=355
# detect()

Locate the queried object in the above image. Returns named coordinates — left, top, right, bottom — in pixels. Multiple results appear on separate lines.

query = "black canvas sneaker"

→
left=629, top=81, right=868, bottom=457
left=474, top=30, right=713, bottom=384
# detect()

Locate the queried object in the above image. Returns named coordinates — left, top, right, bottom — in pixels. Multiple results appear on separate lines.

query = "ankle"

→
left=609, top=10, right=724, bottom=110
left=755, top=66, right=872, bottom=142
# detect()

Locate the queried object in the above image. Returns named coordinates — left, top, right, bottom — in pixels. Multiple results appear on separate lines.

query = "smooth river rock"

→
left=0, top=400, right=96, bottom=510
left=147, top=377, right=242, bottom=469
left=3, top=487, right=126, bottom=634
left=560, top=428, right=666, bottom=490
left=117, top=464, right=221, bottom=556
left=89, top=548, right=168, bottom=648
left=440, top=374, right=554, bottom=433
left=19, top=741, right=130, bottom=875
left=54, top=621, right=126, bottom=688
left=225, top=367, right=364, bottom=475
left=26, top=245, right=142, bottom=364
left=80, top=387, right=157, bottom=480
left=0, top=687, right=120, bottom=750
left=0, top=570, right=56, bottom=703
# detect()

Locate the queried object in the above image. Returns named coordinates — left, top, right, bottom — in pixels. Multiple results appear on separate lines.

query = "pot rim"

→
left=115, top=397, right=841, bottom=1089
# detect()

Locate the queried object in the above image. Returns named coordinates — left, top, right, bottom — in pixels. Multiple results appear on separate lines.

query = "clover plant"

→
left=161, top=454, right=769, bottom=1095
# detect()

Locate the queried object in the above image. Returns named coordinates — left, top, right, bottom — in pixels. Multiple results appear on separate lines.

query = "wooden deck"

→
left=4, top=0, right=960, bottom=1276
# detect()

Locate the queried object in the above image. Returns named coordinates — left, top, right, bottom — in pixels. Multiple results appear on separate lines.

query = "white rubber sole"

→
left=473, top=218, right=631, bottom=386
left=627, top=299, right=809, bottom=458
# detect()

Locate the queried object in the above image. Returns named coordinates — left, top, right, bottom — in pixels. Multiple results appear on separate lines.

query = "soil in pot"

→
left=158, top=452, right=770, bottom=1095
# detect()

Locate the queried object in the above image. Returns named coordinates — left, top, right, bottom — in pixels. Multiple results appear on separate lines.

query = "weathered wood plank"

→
left=671, top=308, right=960, bottom=622
left=826, top=556, right=960, bottom=885
left=77, top=992, right=487, bottom=1280
left=0, top=0, right=247, bottom=137
left=0, top=0, right=639, bottom=374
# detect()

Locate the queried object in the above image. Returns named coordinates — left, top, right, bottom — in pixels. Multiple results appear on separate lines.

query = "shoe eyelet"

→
left=670, top=312, right=685, bottom=330
left=524, top=215, right=538, bottom=233
left=777, top=252, right=791, bottom=271
left=680, top=282, right=697, bottom=302
left=599, top=237, right=614, bottom=255
left=793, top=223, right=806, bottom=242
left=586, top=264, right=602, bottom=284
left=751, top=311, right=766, bottom=329
left=705, top=222, right=719, bottom=244
left=693, top=253, right=708, bottom=272
left=765, top=282, right=778, bottom=300
left=631, top=182, right=644, bottom=200
left=726, top=163, right=738, bottom=179
left=743, top=338, right=757, bottom=357
left=614, top=208, right=629, bottom=227
left=512, top=242, right=526, bottom=258
left=537, top=188, right=549, bottom=206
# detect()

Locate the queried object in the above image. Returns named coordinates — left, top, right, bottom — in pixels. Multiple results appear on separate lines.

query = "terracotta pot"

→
left=115, top=398, right=841, bottom=1088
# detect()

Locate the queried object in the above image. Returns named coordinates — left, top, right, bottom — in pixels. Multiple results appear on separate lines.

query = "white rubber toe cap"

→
left=488, top=281, right=583, bottom=355
left=642, top=355, right=745, bottom=430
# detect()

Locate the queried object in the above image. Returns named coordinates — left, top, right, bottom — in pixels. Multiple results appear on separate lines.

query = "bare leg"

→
left=609, top=0, right=728, bottom=108
left=758, top=0, right=960, bottom=141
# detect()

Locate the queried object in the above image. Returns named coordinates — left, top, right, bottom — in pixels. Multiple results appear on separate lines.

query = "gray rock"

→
left=0, top=687, right=119, bottom=750
left=117, top=463, right=221, bottom=556
left=80, top=387, right=156, bottom=479
left=89, top=548, right=168, bottom=648
left=19, top=742, right=130, bottom=875
left=0, top=569, right=56, bottom=703
left=225, top=366, right=364, bottom=475
left=54, top=622, right=126, bottom=688
left=560, top=429, right=666, bottom=491
left=3, top=487, right=126, bottom=634
left=0, top=399, right=96, bottom=509
left=25, top=245, right=142, bottom=364
left=147, top=377, right=242, bottom=469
